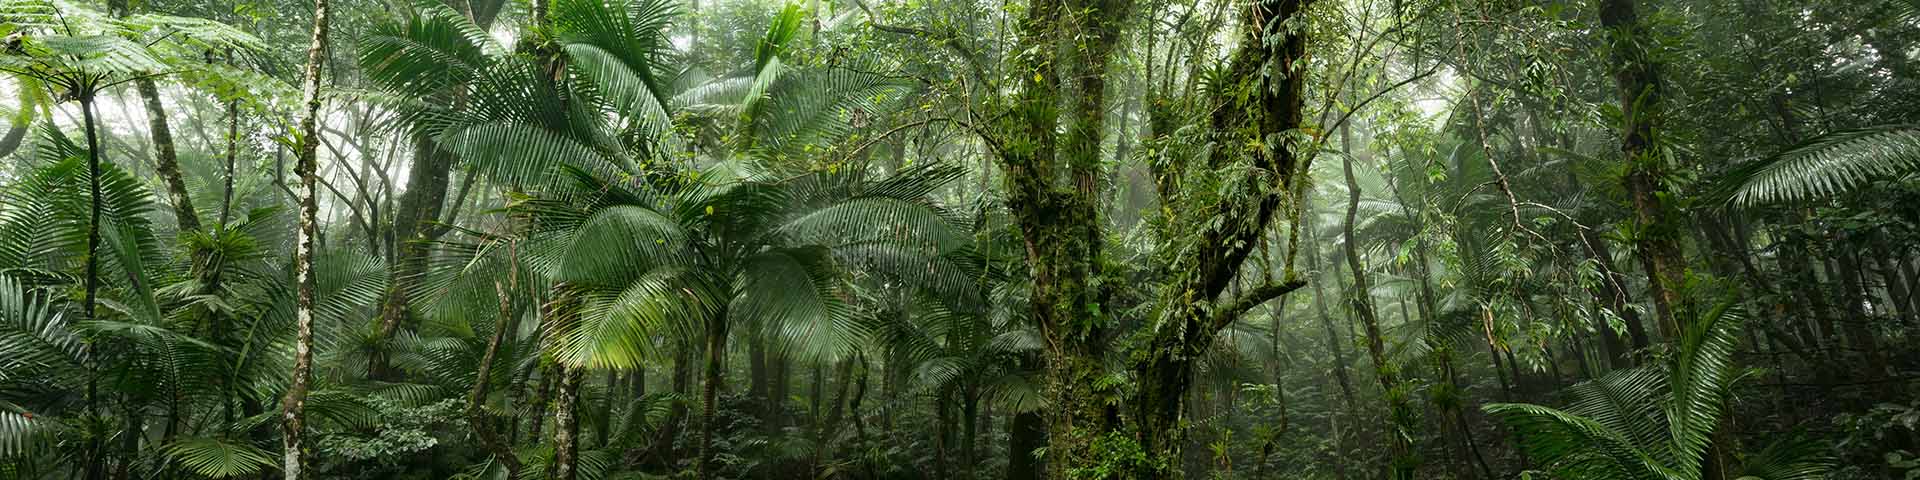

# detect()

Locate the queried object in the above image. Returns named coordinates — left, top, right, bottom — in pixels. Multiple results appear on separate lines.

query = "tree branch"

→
left=847, top=0, right=990, bottom=85
left=1212, top=280, right=1308, bottom=331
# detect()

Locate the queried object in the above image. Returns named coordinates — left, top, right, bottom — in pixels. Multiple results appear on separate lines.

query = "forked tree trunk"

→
left=282, top=0, right=332, bottom=475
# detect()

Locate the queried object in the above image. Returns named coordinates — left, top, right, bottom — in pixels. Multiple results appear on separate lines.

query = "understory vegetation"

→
left=2, top=0, right=1919, bottom=479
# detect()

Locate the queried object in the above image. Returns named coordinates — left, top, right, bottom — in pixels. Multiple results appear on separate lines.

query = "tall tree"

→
left=1339, top=126, right=1413, bottom=478
left=374, top=0, right=510, bottom=352
left=281, top=0, right=332, bottom=476
left=1595, top=0, right=1686, bottom=335
left=100, top=0, right=203, bottom=234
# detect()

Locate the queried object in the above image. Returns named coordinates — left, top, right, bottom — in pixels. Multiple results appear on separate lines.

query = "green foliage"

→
left=1485, top=299, right=1831, bottom=480
left=163, top=437, right=277, bottom=479
left=1720, top=124, right=1920, bottom=206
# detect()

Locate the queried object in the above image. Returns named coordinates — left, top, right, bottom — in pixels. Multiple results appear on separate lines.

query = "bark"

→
left=962, top=384, right=979, bottom=480
left=103, top=0, right=201, bottom=233
left=526, top=368, right=555, bottom=445
left=1597, top=0, right=1687, bottom=337
left=598, top=370, right=616, bottom=448
left=748, top=328, right=769, bottom=413
left=469, top=282, right=523, bottom=478
left=995, top=0, right=1125, bottom=472
left=282, top=0, right=332, bottom=475
left=76, top=46, right=110, bottom=480
left=551, top=365, right=584, bottom=480
left=1130, top=0, right=1313, bottom=468
left=374, top=0, right=507, bottom=350
left=219, top=98, right=240, bottom=226
left=1340, top=135, right=1414, bottom=479
left=374, top=138, right=453, bottom=352
left=696, top=310, right=729, bottom=480
left=136, top=79, right=202, bottom=233
left=1836, top=247, right=1886, bottom=376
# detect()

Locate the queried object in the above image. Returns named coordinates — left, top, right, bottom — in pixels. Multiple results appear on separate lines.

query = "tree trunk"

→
left=219, top=97, right=241, bottom=226
left=1340, top=132, right=1414, bottom=480
left=135, top=79, right=202, bottom=233
left=696, top=311, right=729, bottom=480
left=470, top=281, right=523, bottom=478
left=1596, top=0, right=1687, bottom=337
left=962, top=383, right=979, bottom=480
left=373, top=0, right=508, bottom=349
left=77, top=91, right=109, bottom=480
left=551, top=365, right=583, bottom=480
left=0, top=78, right=29, bottom=158
left=282, top=0, right=331, bottom=474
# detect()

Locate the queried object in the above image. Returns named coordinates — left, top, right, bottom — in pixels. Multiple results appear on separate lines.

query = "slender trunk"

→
left=598, top=370, right=616, bottom=448
left=1580, top=227, right=1649, bottom=367
left=934, top=389, right=951, bottom=480
left=748, top=328, right=768, bottom=416
left=1341, top=123, right=1413, bottom=480
left=282, top=0, right=331, bottom=475
left=551, top=365, right=583, bottom=480
left=768, top=349, right=789, bottom=429
left=1836, top=247, right=1886, bottom=376
left=469, top=282, right=523, bottom=477
left=78, top=92, right=107, bottom=480
left=219, top=97, right=240, bottom=226
left=527, top=367, right=555, bottom=445
left=135, top=79, right=202, bottom=233
left=106, top=0, right=200, bottom=233
left=697, top=311, right=729, bottom=480
left=962, top=384, right=979, bottom=480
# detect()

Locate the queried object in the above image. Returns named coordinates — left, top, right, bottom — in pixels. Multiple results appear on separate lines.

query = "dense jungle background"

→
left=2, top=0, right=1919, bottom=478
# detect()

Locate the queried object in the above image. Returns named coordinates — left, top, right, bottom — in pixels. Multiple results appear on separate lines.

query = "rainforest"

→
left=1, top=0, right=1917, bottom=478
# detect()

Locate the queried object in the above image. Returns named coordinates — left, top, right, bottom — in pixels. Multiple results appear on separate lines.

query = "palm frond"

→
left=162, top=437, right=275, bottom=479
left=1722, top=124, right=1920, bottom=206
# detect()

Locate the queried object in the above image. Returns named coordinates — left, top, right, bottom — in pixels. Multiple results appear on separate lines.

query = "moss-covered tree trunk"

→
left=1596, top=0, right=1686, bottom=337
left=470, top=281, right=524, bottom=478
left=106, top=0, right=201, bottom=234
left=375, top=0, right=507, bottom=355
left=994, top=0, right=1124, bottom=474
left=1131, top=0, right=1313, bottom=471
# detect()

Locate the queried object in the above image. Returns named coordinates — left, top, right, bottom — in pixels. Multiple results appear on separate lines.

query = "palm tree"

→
left=1483, top=297, right=1832, bottom=480
left=516, top=158, right=964, bottom=478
